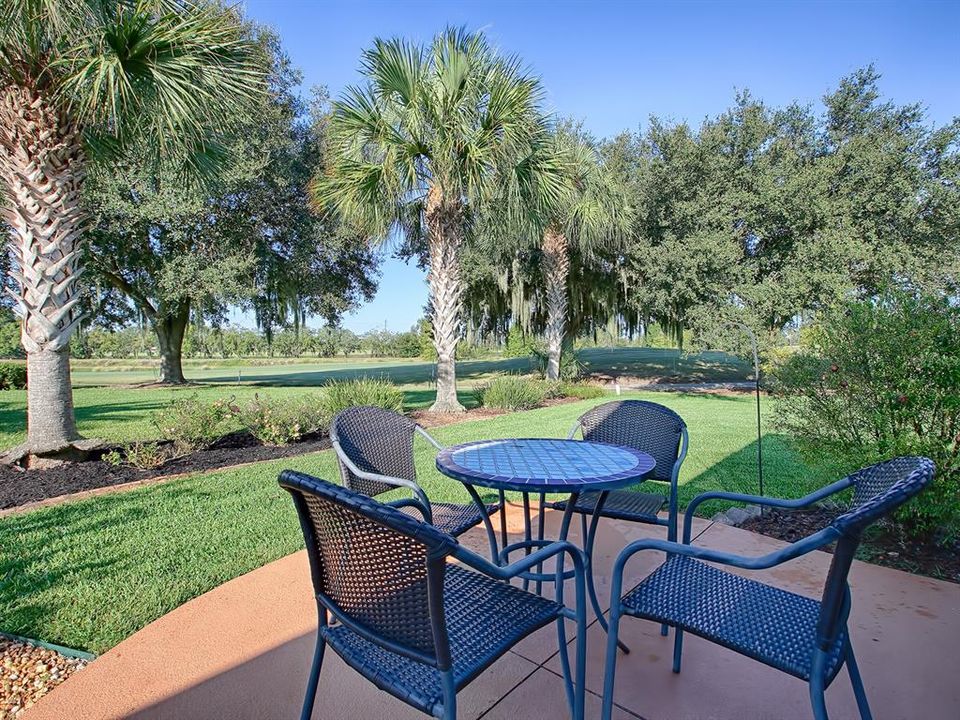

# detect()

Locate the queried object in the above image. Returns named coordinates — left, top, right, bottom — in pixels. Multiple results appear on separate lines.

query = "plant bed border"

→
left=739, top=506, right=959, bottom=584
left=0, top=394, right=590, bottom=517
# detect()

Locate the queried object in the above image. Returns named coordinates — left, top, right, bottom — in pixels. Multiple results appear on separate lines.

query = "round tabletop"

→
left=435, top=438, right=656, bottom=493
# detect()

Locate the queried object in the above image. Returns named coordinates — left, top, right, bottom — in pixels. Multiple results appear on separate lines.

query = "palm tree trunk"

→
left=542, top=227, right=570, bottom=381
left=1, top=85, right=87, bottom=459
left=425, top=185, right=465, bottom=412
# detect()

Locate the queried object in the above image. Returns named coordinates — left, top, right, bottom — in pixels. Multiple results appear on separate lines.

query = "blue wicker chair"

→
left=330, top=406, right=504, bottom=558
left=550, top=400, right=689, bottom=542
left=600, top=456, right=935, bottom=720
left=279, top=470, right=587, bottom=720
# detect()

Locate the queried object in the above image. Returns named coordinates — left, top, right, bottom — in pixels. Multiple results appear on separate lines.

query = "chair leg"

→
left=845, top=642, right=873, bottom=720
left=672, top=628, right=683, bottom=673
left=809, top=651, right=829, bottom=720
left=440, top=669, right=457, bottom=720
left=600, top=603, right=623, bottom=720
left=300, top=632, right=326, bottom=720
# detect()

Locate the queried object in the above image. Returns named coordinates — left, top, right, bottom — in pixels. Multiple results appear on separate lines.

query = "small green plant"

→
left=152, top=395, right=233, bottom=452
left=102, top=441, right=168, bottom=470
left=321, top=377, right=405, bottom=416
left=235, top=393, right=327, bottom=446
left=0, top=361, right=27, bottom=390
left=772, top=289, right=960, bottom=542
left=557, top=382, right=606, bottom=400
left=474, top=375, right=548, bottom=411
left=531, top=347, right=584, bottom=380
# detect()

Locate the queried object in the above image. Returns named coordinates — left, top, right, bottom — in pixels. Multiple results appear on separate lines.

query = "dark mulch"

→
left=741, top=507, right=960, bottom=584
left=0, top=431, right=331, bottom=511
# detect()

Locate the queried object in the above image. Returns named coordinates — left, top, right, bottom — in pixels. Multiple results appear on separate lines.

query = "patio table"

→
left=436, top=437, right=655, bottom=643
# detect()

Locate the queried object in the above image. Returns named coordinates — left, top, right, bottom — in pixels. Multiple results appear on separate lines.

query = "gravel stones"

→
left=1, top=639, right=88, bottom=718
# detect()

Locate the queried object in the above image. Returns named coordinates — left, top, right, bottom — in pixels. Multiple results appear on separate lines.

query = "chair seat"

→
left=550, top=489, right=666, bottom=523
left=399, top=502, right=501, bottom=537
left=323, top=564, right=563, bottom=717
left=621, top=556, right=847, bottom=682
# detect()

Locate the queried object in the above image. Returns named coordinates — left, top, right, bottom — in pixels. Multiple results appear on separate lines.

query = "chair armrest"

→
left=682, top=477, right=853, bottom=543
left=608, top=528, right=840, bottom=613
left=451, top=540, right=586, bottom=583
left=332, top=440, right=434, bottom=524
left=415, top=425, right=445, bottom=450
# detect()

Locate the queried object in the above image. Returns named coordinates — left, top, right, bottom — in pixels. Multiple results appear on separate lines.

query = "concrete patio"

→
left=25, top=504, right=960, bottom=720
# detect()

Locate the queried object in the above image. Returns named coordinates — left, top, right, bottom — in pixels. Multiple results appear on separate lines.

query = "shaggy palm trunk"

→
left=425, top=185, right=465, bottom=412
left=154, top=303, right=190, bottom=384
left=1, top=85, right=86, bottom=458
left=542, top=227, right=570, bottom=381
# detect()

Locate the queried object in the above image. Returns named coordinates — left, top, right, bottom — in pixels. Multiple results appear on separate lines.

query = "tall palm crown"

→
left=312, top=27, right=552, bottom=411
left=0, top=0, right=263, bottom=460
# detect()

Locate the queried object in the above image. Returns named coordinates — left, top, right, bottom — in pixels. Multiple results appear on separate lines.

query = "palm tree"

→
left=0, top=0, right=263, bottom=463
left=311, top=28, right=551, bottom=412
left=502, top=124, right=630, bottom=379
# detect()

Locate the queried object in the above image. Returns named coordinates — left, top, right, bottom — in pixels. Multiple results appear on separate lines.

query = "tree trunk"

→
left=542, top=227, right=570, bottom=381
left=153, top=303, right=190, bottom=384
left=425, top=185, right=465, bottom=412
left=0, top=84, right=88, bottom=460
left=26, top=348, right=79, bottom=452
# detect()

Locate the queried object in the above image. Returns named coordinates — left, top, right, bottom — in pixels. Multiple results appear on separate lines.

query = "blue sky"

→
left=237, top=0, right=959, bottom=333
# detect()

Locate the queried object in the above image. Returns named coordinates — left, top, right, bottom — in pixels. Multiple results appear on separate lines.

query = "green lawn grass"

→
left=65, top=347, right=750, bottom=387
left=0, top=391, right=819, bottom=654
left=0, top=347, right=751, bottom=448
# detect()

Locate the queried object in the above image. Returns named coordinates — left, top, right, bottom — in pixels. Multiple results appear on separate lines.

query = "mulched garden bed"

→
left=0, top=431, right=331, bottom=511
left=741, top=507, right=960, bottom=584
left=0, top=638, right=88, bottom=718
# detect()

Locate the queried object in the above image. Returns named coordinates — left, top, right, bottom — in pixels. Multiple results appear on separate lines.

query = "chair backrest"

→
left=816, top=456, right=935, bottom=649
left=330, top=406, right=418, bottom=497
left=575, top=400, right=686, bottom=483
left=279, top=470, right=457, bottom=669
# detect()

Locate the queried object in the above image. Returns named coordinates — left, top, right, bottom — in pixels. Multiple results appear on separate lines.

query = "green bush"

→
left=103, top=441, right=169, bottom=469
left=321, top=377, right=405, bottom=417
left=474, top=375, right=547, bottom=411
left=152, top=395, right=234, bottom=452
left=503, top=324, right=538, bottom=358
left=771, top=289, right=960, bottom=542
left=235, top=393, right=327, bottom=446
left=0, top=361, right=27, bottom=390
left=532, top=347, right=584, bottom=380
left=557, top=382, right=606, bottom=400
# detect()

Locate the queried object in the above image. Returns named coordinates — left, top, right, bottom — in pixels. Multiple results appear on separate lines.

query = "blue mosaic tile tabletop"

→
left=435, top=438, right=656, bottom=492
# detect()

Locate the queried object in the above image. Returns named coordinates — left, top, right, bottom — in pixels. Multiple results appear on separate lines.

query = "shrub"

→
left=0, top=361, right=27, bottom=390
left=103, top=441, right=168, bottom=470
left=474, top=375, right=547, bottom=411
left=771, top=289, right=960, bottom=541
left=235, top=393, right=328, bottom=446
left=152, top=395, right=233, bottom=452
left=557, top=382, right=606, bottom=400
left=532, top=347, right=584, bottom=380
left=321, top=377, right=405, bottom=417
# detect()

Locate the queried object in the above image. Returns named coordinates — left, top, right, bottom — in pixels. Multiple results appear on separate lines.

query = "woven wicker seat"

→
left=279, top=470, right=588, bottom=720
left=622, top=555, right=847, bottom=682
left=330, top=406, right=501, bottom=541
left=601, top=456, right=936, bottom=720
left=326, top=564, right=561, bottom=716
left=559, top=489, right=665, bottom=523
left=550, top=400, right=688, bottom=540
